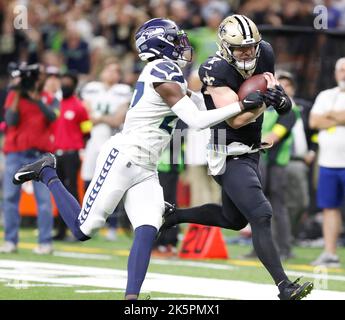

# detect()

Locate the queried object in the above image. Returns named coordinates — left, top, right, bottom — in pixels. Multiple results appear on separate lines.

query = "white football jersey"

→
left=81, top=81, right=132, bottom=138
left=113, top=58, right=187, bottom=170
left=81, top=81, right=132, bottom=181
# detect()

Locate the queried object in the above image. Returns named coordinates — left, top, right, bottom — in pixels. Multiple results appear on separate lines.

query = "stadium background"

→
left=0, top=0, right=345, bottom=300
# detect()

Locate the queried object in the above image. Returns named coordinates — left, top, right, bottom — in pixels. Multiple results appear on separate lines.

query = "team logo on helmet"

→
left=135, top=18, right=193, bottom=68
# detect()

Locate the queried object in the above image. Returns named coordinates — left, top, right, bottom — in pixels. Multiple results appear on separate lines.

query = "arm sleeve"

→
left=272, top=110, right=296, bottom=138
left=171, top=95, right=242, bottom=130
left=4, top=91, right=19, bottom=126
left=37, top=99, right=58, bottom=122
left=189, top=91, right=206, bottom=111
left=5, top=109, right=19, bottom=126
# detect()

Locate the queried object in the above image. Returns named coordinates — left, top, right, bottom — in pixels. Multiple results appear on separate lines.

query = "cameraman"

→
left=0, top=64, right=59, bottom=254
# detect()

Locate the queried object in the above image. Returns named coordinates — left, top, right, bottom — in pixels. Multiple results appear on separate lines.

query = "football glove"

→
left=264, top=85, right=292, bottom=115
left=240, top=91, right=265, bottom=111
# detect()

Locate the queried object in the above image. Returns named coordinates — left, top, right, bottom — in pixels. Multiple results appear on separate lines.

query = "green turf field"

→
left=0, top=226, right=344, bottom=300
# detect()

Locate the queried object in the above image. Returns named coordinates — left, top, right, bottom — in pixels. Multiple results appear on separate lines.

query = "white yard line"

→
left=75, top=289, right=125, bottom=293
left=6, top=283, right=73, bottom=288
left=51, top=250, right=345, bottom=283
left=151, top=258, right=236, bottom=270
left=53, top=251, right=113, bottom=260
left=0, top=260, right=344, bottom=300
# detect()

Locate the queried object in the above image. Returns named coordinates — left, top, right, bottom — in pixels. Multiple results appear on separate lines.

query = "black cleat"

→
left=278, top=277, right=314, bottom=300
left=156, top=202, right=177, bottom=240
left=160, top=201, right=176, bottom=230
left=13, top=153, right=56, bottom=185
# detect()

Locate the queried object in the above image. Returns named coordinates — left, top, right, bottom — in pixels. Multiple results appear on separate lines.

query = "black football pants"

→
left=174, top=153, right=288, bottom=284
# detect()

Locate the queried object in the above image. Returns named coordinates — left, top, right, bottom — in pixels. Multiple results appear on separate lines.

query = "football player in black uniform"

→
left=162, top=14, right=313, bottom=300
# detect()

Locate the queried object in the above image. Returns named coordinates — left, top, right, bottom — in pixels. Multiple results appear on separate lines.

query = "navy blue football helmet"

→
left=135, top=18, right=192, bottom=67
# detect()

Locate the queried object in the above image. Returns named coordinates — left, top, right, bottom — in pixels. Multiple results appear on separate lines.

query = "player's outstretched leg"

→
left=160, top=203, right=237, bottom=231
left=13, top=153, right=89, bottom=241
left=125, top=225, right=157, bottom=300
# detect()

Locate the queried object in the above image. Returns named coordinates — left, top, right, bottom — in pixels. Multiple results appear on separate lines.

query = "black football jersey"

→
left=198, top=40, right=275, bottom=147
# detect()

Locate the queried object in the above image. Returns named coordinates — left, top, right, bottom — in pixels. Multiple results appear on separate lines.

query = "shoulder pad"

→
left=150, top=60, right=184, bottom=83
left=199, top=56, right=233, bottom=87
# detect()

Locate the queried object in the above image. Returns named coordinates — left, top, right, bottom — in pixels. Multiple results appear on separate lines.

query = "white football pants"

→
left=78, top=139, right=165, bottom=236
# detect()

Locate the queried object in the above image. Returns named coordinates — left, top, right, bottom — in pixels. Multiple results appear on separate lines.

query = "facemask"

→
left=61, top=85, right=74, bottom=98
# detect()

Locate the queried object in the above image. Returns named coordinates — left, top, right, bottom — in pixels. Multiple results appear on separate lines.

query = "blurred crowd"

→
left=0, top=0, right=344, bottom=263
left=0, top=0, right=344, bottom=84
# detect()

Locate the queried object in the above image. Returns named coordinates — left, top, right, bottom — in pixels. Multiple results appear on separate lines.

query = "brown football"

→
left=237, top=74, right=267, bottom=100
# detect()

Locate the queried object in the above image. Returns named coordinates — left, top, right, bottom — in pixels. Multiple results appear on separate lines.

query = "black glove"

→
left=240, top=91, right=264, bottom=111
left=264, top=85, right=292, bottom=115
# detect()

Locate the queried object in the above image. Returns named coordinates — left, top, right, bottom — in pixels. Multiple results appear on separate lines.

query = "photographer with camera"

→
left=0, top=63, right=59, bottom=254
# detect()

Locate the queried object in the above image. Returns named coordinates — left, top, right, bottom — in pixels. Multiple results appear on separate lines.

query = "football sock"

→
left=40, top=167, right=90, bottom=241
left=125, top=225, right=157, bottom=297
left=250, top=214, right=288, bottom=285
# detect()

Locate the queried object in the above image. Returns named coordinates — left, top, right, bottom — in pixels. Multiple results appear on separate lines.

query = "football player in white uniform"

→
left=81, top=61, right=131, bottom=185
left=13, top=18, right=264, bottom=299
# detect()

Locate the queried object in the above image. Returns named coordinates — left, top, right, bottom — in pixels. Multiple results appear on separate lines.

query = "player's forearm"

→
left=172, top=95, right=242, bottom=130
left=187, top=90, right=206, bottom=111
left=226, top=104, right=265, bottom=129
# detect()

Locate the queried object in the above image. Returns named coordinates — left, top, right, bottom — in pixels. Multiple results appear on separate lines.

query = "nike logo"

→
left=14, top=171, right=33, bottom=181
left=243, top=99, right=254, bottom=104
left=203, top=65, right=212, bottom=70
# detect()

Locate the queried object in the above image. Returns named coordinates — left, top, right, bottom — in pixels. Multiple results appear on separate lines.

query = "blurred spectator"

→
left=245, top=102, right=297, bottom=260
left=89, top=36, right=110, bottom=80
left=152, top=124, right=185, bottom=258
left=80, top=60, right=131, bottom=186
left=185, top=70, right=221, bottom=206
left=323, top=0, right=342, bottom=29
left=43, top=66, right=62, bottom=99
left=150, top=0, right=169, bottom=19
left=52, top=71, right=91, bottom=241
left=0, top=2, right=29, bottom=74
left=333, top=0, right=345, bottom=28
left=199, top=0, right=230, bottom=22
left=80, top=60, right=131, bottom=241
left=60, top=22, right=90, bottom=76
left=41, top=51, right=64, bottom=70
left=238, top=0, right=282, bottom=26
left=276, top=71, right=310, bottom=238
left=0, top=64, right=57, bottom=254
left=65, top=0, right=94, bottom=42
left=188, top=8, right=224, bottom=68
left=262, top=106, right=297, bottom=260
left=309, top=57, right=345, bottom=267
left=168, top=1, right=194, bottom=30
